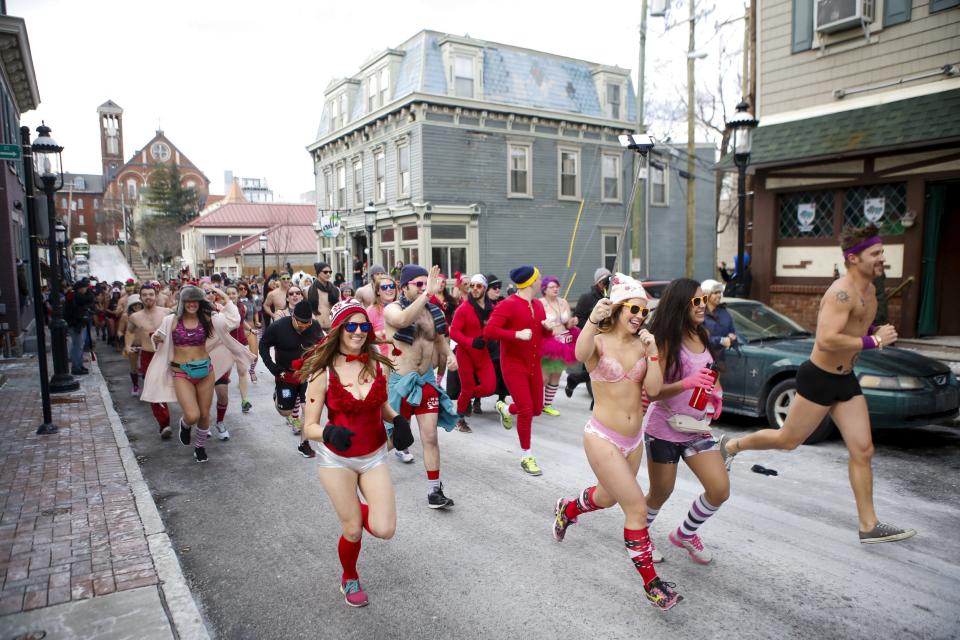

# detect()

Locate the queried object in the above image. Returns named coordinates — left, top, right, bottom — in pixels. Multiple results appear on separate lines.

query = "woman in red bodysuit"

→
left=301, top=300, right=414, bottom=608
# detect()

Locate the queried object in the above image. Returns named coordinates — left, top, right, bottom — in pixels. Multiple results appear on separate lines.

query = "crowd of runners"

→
left=65, top=222, right=915, bottom=612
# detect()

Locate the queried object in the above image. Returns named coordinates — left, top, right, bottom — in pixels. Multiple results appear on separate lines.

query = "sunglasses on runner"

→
left=380, top=283, right=397, bottom=290
left=321, top=269, right=332, bottom=274
left=471, top=283, right=486, bottom=290
left=410, top=281, right=427, bottom=289
left=343, top=322, right=372, bottom=333
left=280, top=275, right=291, bottom=281
left=621, top=303, right=649, bottom=319
left=690, top=296, right=706, bottom=307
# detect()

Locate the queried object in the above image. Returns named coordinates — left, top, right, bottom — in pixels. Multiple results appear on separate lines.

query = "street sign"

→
left=0, top=144, right=21, bottom=161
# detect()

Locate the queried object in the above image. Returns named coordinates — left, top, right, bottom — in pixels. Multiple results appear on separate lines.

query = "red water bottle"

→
left=688, top=364, right=719, bottom=411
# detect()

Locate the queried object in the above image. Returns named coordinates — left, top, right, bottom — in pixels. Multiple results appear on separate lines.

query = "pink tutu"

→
left=542, top=326, right=580, bottom=365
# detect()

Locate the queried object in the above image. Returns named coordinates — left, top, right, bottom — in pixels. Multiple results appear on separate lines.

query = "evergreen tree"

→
left=144, top=162, right=199, bottom=224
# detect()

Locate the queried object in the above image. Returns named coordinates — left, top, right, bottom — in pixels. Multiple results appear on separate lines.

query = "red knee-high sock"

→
left=564, top=486, right=604, bottom=521
left=624, top=527, right=658, bottom=586
left=216, top=403, right=227, bottom=423
left=359, top=502, right=372, bottom=535
left=338, top=535, right=362, bottom=581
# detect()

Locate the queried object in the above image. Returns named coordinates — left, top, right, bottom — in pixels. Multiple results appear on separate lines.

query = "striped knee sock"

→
left=291, top=397, right=301, bottom=420
left=194, top=428, right=210, bottom=449
left=646, top=506, right=660, bottom=529
left=544, top=383, right=559, bottom=406
left=624, top=527, right=658, bottom=586
left=679, top=494, right=720, bottom=539
left=249, top=360, right=257, bottom=376
left=564, top=486, right=604, bottom=521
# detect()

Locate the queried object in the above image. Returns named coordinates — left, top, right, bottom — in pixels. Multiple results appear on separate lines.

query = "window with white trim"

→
left=400, top=224, right=418, bottom=265
left=508, top=143, right=532, bottom=197
left=602, top=232, right=619, bottom=271
left=378, top=67, right=390, bottom=106
left=453, top=55, right=474, bottom=98
left=650, top=159, right=668, bottom=206
left=380, top=227, right=396, bottom=270
left=374, top=149, right=386, bottom=203
left=397, top=144, right=410, bottom=198
left=558, top=147, right=580, bottom=199
left=352, top=159, right=363, bottom=207
left=430, top=224, right=468, bottom=277
left=79, top=214, right=85, bottom=226
left=77, top=198, right=84, bottom=209
left=601, top=153, right=621, bottom=202
left=329, top=99, right=339, bottom=131
left=324, top=170, right=333, bottom=208
left=126, top=179, right=137, bottom=200
left=339, top=94, right=348, bottom=127
left=368, top=74, right=379, bottom=112
left=606, top=83, right=621, bottom=120
left=336, top=165, right=346, bottom=208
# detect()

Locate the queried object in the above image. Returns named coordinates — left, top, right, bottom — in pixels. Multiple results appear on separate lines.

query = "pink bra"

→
left=590, top=338, right=647, bottom=383
left=172, top=319, right=207, bottom=347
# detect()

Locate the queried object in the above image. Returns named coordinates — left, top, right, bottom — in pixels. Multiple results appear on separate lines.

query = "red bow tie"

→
left=345, top=353, right=369, bottom=363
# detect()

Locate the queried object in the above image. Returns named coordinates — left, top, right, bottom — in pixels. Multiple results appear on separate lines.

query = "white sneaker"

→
left=214, top=422, right=230, bottom=441
left=394, top=449, right=414, bottom=463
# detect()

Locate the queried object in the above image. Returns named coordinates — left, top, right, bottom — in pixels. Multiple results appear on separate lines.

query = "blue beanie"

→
left=509, top=265, right=539, bottom=289
left=400, top=264, right=429, bottom=287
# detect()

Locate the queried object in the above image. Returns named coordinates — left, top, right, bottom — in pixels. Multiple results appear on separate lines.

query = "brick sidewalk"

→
left=0, top=358, right=160, bottom=616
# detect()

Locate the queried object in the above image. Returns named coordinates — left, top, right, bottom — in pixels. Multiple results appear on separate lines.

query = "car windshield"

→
left=726, top=302, right=811, bottom=342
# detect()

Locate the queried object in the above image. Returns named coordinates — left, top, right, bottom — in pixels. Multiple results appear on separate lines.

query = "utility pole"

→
left=632, top=0, right=649, bottom=278
left=685, top=0, right=697, bottom=278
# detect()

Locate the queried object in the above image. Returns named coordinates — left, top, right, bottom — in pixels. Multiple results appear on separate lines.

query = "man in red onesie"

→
left=484, top=265, right=552, bottom=476
left=449, top=274, right=496, bottom=433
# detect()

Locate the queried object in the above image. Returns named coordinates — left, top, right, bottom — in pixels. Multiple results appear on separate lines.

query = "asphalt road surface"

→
left=98, top=348, right=960, bottom=640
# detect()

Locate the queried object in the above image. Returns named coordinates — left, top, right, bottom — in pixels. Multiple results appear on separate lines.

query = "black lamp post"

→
left=55, top=222, right=69, bottom=286
left=725, top=101, right=758, bottom=298
left=364, top=201, right=377, bottom=277
left=259, top=233, right=268, bottom=278
left=208, top=249, right=216, bottom=277
left=34, top=123, right=79, bottom=396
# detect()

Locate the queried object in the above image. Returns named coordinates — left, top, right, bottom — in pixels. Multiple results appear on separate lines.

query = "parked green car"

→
left=717, top=299, right=960, bottom=444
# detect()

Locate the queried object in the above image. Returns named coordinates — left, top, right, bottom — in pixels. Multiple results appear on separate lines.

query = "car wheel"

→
left=764, top=378, right=835, bottom=445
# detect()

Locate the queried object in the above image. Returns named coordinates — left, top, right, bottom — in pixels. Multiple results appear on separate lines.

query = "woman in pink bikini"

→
left=551, top=274, right=682, bottom=612
left=141, top=285, right=255, bottom=463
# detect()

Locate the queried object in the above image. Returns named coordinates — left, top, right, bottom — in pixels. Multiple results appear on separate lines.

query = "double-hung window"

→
left=324, top=171, right=333, bottom=208
left=650, top=159, right=668, bottom=206
left=368, top=74, right=379, bottom=112
left=601, top=153, right=621, bottom=202
left=606, top=84, right=621, bottom=120
left=352, top=160, right=363, bottom=207
left=558, top=147, right=580, bottom=200
left=453, top=55, right=474, bottom=98
left=397, top=144, right=410, bottom=199
left=508, top=143, right=532, bottom=197
left=336, top=165, right=346, bottom=208
left=374, top=149, right=386, bottom=203
left=378, top=67, right=390, bottom=106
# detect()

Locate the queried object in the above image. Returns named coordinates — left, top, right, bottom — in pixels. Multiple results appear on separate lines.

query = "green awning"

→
left=716, top=88, right=960, bottom=170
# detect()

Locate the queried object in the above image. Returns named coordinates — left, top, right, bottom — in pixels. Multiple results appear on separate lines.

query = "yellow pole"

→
left=566, top=199, right=586, bottom=268
left=564, top=272, right=577, bottom=300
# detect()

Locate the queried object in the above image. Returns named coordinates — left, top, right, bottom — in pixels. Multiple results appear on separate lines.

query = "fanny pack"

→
left=176, top=359, right=211, bottom=380
left=667, top=413, right=712, bottom=434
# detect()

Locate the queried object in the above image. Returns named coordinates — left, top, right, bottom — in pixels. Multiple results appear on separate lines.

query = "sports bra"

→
left=543, top=299, right=570, bottom=325
left=590, top=337, right=647, bottom=383
left=172, top=319, right=207, bottom=347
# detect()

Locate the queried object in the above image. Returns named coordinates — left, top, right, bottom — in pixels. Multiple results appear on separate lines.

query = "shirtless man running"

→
left=720, top=224, right=915, bottom=544
left=383, top=264, right=459, bottom=509
left=126, top=285, right=174, bottom=439
left=263, top=272, right=292, bottom=324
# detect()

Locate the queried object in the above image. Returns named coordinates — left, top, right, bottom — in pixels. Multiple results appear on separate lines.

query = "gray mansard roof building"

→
left=307, top=29, right=715, bottom=285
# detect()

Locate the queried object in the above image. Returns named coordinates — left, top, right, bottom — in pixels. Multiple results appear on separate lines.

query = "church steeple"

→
left=97, top=100, right=124, bottom=182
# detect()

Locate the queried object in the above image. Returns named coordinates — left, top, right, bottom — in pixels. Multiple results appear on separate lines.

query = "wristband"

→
left=588, top=317, right=599, bottom=325
left=647, top=355, right=659, bottom=362
left=861, top=335, right=879, bottom=350
left=868, top=324, right=878, bottom=335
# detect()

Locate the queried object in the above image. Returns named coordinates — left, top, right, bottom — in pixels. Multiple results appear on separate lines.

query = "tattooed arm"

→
left=814, top=288, right=865, bottom=352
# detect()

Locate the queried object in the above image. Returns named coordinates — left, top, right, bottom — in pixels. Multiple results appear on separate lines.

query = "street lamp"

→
left=725, top=100, right=759, bottom=298
left=55, top=222, right=69, bottom=286
left=259, top=233, right=268, bottom=278
left=34, top=123, right=79, bottom=398
left=364, top=201, right=377, bottom=278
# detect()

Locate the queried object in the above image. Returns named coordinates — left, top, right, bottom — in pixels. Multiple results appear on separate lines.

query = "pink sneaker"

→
left=651, top=539, right=664, bottom=563
left=668, top=530, right=712, bottom=564
left=340, top=579, right=369, bottom=607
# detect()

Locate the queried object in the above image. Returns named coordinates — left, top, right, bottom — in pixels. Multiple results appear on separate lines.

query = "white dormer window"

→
left=339, top=94, right=348, bottom=127
left=606, top=83, right=621, bottom=120
left=368, top=74, right=379, bottom=112
left=329, top=99, right=339, bottom=131
left=440, top=38, right=483, bottom=100
left=378, top=67, right=390, bottom=106
left=453, top=55, right=475, bottom=98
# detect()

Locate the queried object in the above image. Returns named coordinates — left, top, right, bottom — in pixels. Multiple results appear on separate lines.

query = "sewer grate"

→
left=50, top=395, right=86, bottom=405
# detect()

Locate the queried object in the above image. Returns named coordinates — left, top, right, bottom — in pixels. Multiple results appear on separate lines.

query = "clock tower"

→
left=97, top=100, right=124, bottom=182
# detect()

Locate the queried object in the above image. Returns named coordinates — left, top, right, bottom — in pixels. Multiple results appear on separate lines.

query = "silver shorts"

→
left=315, top=442, right=389, bottom=474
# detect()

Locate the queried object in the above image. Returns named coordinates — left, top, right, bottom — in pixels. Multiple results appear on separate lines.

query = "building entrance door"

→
left=919, top=181, right=960, bottom=336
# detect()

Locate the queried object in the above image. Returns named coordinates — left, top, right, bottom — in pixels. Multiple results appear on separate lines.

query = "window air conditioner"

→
left=815, top=0, right=874, bottom=34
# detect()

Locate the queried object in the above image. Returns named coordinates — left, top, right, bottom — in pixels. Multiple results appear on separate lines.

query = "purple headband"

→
left=843, top=236, right=882, bottom=259
left=540, top=276, right=560, bottom=294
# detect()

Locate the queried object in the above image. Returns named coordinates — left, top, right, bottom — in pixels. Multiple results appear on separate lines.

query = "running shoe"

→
left=564, top=383, right=575, bottom=398
left=651, top=539, right=664, bottom=564
left=542, top=405, right=561, bottom=417
left=668, top=530, right=712, bottom=564
left=496, top=401, right=513, bottom=430
left=288, top=416, right=302, bottom=435
left=858, top=522, right=917, bottom=544
left=455, top=418, right=472, bottom=433
left=297, top=441, right=316, bottom=459
left=644, top=577, right=683, bottom=611
left=178, top=419, right=192, bottom=446
left=241, top=400, right=252, bottom=414
left=394, top=449, right=415, bottom=464
left=473, top=398, right=483, bottom=415
left=340, top=579, right=369, bottom=607
left=718, top=433, right=737, bottom=471
left=194, top=447, right=208, bottom=463
left=520, top=455, right=542, bottom=476
left=553, top=497, right=576, bottom=542
left=249, top=371, right=258, bottom=383
left=214, top=422, right=230, bottom=441
left=159, top=425, right=172, bottom=440
left=130, top=386, right=140, bottom=397
left=427, top=484, right=454, bottom=509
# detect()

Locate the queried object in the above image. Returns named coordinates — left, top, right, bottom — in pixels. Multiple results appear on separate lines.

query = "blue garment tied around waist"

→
left=388, top=370, right=458, bottom=432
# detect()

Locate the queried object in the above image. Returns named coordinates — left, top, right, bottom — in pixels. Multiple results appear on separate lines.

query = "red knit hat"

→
left=329, top=299, right=371, bottom=331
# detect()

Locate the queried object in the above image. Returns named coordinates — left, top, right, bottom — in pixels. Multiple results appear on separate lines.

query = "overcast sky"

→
left=11, top=0, right=744, bottom=202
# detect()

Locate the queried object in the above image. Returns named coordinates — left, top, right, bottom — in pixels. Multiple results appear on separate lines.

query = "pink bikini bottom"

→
left=583, top=417, right=644, bottom=457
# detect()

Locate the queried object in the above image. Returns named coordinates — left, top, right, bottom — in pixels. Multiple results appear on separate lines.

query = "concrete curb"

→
left=94, top=361, right=212, bottom=640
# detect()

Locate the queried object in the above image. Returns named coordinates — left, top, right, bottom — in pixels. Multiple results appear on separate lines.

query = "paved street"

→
left=98, top=348, right=960, bottom=640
